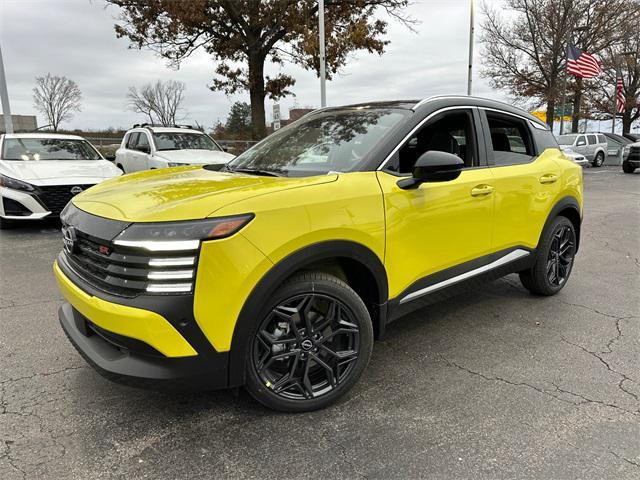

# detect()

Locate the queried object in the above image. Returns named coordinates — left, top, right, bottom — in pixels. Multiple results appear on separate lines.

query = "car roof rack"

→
left=132, top=123, right=202, bottom=132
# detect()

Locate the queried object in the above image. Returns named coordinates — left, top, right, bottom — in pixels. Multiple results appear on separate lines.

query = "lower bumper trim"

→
left=59, top=302, right=229, bottom=390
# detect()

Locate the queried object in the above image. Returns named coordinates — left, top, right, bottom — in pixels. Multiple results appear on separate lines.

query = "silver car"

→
left=557, top=133, right=607, bottom=167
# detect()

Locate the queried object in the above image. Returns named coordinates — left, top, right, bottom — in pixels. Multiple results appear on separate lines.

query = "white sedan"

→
left=560, top=147, right=590, bottom=168
left=0, top=133, right=122, bottom=229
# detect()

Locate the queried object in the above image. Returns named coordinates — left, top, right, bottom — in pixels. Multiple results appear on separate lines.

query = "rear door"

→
left=481, top=109, right=562, bottom=252
left=586, top=134, right=598, bottom=160
left=574, top=135, right=587, bottom=157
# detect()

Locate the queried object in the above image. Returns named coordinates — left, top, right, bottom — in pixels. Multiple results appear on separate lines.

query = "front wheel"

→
left=245, top=272, right=373, bottom=412
left=622, top=162, right=636, bottom=174
left=520, top=216, right=576, bottom=296
left=592, top=151, right=604, bottom=168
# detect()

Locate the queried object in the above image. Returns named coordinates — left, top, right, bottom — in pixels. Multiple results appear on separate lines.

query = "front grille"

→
left=62, top=230, right=198, bottom=298
left=37, top=184, right=94, bottom=216
left=628, top=146, right=640, bottom=160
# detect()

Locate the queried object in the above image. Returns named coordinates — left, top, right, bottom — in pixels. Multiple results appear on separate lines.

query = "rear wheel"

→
left=622, top=162, right=636, bottom=174
left=519, top=216, right=576, bottom=296
left=592, top=151, right=604, bottom=167
left=245, top=272, right=373, bottom=412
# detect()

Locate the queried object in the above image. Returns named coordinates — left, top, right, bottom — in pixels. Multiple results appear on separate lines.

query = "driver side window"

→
left=392, top=109, right=478, bottom=174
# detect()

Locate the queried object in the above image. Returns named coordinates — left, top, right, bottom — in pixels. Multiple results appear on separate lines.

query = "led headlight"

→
left=113, top=214, right=254, bottom=251
left=0, top=175, right=37, bottom=192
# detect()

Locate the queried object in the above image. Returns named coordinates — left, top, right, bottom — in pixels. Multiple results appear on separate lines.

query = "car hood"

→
left=155, top=149, right=235, bottom=164
left=72, top=166, right=338, bottom=222
left=0, top=160, right=122, bottom=185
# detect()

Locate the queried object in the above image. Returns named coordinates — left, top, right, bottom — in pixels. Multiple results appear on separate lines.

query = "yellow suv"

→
left=54, top=96, right=583, bottom=411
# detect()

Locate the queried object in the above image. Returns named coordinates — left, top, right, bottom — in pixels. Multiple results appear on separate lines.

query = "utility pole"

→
left=0, top=42, right=14, bottom=134
left=318, top=0, right=327, bottom=108
left=467, top=0, right=475, bottom=96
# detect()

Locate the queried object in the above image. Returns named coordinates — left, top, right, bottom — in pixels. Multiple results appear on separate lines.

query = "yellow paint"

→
left=59, top=154, right=582, bottom=354
left=377, top=169, right=495, bottom=298
left=54, top=261, right=197, bottom=357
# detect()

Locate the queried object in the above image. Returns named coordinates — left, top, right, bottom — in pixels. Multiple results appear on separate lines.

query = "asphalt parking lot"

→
left=1, top=166, right=638, bottom=479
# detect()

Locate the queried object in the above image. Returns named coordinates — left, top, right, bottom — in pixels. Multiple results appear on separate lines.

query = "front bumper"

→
left=624, top=159, right=640, bottom=168
left=55, top=260, right=230, bottom=390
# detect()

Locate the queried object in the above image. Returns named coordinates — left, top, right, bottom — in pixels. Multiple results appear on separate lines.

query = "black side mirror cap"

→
left=397, top=150, right=464, bottom=189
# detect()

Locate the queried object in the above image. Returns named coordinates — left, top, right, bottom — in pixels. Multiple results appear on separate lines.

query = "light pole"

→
left=559, top=25, right=588, bottom=135
left=0, top=42, right=13, bottom=134
left=318, top=0, right=327, bottom=108
left=467, top=0, right=475, bottom=96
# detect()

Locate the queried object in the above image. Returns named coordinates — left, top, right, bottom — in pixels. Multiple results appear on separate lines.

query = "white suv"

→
left=115, top=125, right=234, bottom=173
left=0, top=133, right=122, bottom=229
left=556, top=133, right=608, bottom=167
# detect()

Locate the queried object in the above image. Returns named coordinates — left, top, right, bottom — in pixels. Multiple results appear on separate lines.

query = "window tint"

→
left=576, top=136, right=586, bottom=146
left=393, top=109, right=477, bottom=173
left=137, top=133, right=150, bottom=150
left=598, top=134, right=607, bottom=144
left=587, top=135, right=597, bottom=145
left=126, top=133, right=139, bottom=149
left=486, top=113, right=534, bottom=166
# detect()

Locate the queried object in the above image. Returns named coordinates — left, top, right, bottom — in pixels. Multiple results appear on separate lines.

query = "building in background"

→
left=0, top=115, right=37, bottom=133
left=267, top=107, right=314, bottom=133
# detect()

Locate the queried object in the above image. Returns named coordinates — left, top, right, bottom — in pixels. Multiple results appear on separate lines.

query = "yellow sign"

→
left=530, top=111, right=571, bottom=123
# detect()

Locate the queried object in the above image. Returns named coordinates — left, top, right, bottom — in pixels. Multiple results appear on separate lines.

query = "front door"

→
left=378, top=108, right=495, bottom=301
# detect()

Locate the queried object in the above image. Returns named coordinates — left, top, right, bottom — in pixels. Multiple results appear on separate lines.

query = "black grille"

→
left=61, top=230, right=197, bottom=298
left=629, top=146, right=640, bottom=160
left=37, top=184, right=94, bottom=216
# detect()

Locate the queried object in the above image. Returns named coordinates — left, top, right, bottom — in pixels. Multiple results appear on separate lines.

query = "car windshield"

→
left=227, top=108, right=408, bottom=176
left=1, top=138, right=101, bottom=161
left=557, top=135, right=578, bottom=145
left=153, top=132, right=221, bottom=151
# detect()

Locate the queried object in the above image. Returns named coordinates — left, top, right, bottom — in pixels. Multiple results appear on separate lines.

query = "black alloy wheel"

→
left=245, top=272, right=373, bottom=412
left=546, top=224, right=575, bottom=287
left=519, top=216, right=577, bottom=296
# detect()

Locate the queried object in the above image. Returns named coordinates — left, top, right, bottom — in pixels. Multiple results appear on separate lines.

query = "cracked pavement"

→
left=1, top=166, right=638, bottom=479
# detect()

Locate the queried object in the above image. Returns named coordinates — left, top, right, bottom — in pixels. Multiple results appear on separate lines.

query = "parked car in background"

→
left=561, top=148, right=589, bottom=168
left=115, top=124, right=234, bottom=173
left=623, top=142, right=640, bottom=174
left=598, top=132, right=633, bottom=159
left=556, top=133, right=607, bottom=167
left=0, top=133, right=122, bottom=229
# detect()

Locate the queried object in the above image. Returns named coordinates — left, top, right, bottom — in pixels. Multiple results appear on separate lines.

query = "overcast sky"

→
left=1, top=0, right=507, bottom=130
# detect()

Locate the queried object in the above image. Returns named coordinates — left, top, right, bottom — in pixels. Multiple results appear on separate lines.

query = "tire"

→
left=622, top=162, right=636, bottom=174
left=519, top=216, right=576, bottom=296
left=244, top=272, right=374, bottom=412
left=0, top=217, right=14, bottom=230
left=592, top=151, right=604, bottom=168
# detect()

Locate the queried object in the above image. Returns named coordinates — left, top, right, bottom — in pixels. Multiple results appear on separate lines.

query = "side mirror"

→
left=397, top=150, right=464, bottom=189
left=105, top=154, right=116, bottom=161
left=138, top=145, right=151, bottom=154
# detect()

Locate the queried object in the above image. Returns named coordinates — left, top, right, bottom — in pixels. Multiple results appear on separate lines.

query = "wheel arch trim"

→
left=227, top=240, right=388, bottom=387
left=543, top=195, right=582, bottom=252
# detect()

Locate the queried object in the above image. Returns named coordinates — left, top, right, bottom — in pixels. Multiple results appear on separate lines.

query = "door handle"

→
left=470, top=184, right=494, bottom=197
left=539, top=173, right=559, bottom=184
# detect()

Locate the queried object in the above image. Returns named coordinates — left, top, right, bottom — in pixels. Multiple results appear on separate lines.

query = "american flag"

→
left=616, top=76, right=625, bottom=113
left=567, top=45, right=601, bottom=78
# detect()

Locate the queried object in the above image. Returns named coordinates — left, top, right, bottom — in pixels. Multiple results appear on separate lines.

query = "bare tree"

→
left=32, top=74, right=82, bottom=131
left=127, top=80, right=186, bottom=126
left=481, top=0, right=639, bottom=130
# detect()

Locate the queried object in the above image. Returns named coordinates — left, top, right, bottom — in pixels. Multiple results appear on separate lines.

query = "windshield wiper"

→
left=228, top=167, right=287, bottom=177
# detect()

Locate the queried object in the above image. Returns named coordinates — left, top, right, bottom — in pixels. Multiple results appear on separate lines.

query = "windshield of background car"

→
left=227, top=108, right=409, bottom=176
left=153, top=132, right=221, bottom=151
left=1, top=138, right=101, bottom=161
left=557, top=135, right=578, bottom=145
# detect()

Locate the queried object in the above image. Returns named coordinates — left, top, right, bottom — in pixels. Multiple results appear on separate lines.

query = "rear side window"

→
left=486, top=113, right=535, bottom=166
left=126, top=133, right=139, bottom=149
left=598, top=134, right=607, bottom=144
left=587, top=135, right=597, bottom=145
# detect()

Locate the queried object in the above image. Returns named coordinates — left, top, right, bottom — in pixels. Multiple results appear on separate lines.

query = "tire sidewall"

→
left=244, top=274, right=373, bottom=412
left=534, top=217, right=576, bottom=295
